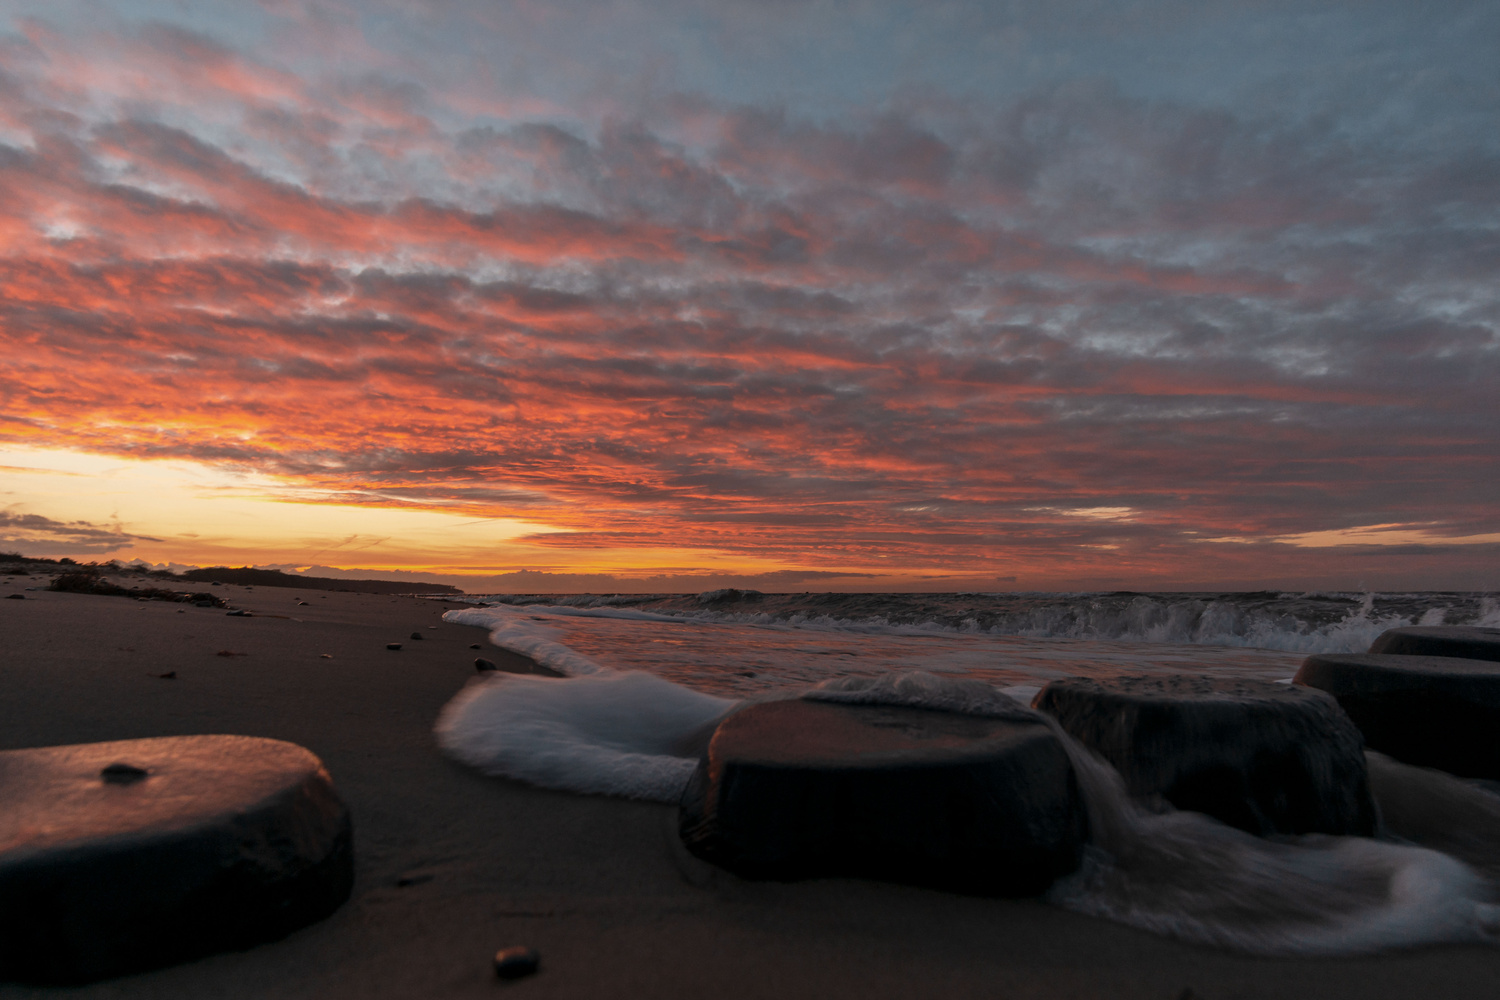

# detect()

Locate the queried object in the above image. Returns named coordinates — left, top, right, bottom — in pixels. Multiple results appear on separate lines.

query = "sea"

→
left=432, top=590, right=1500, bottom=957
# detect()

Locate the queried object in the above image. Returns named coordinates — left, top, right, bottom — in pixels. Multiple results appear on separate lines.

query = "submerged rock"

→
left=0, top=735, right=352, bottom=984
left=678, top=698, right=1086, bottom=895
left=1295, top=652, right=1500, bottom=779
left=1034, top=675, right=1375, bottom=837
left=1367, top=625, right=1500, bottom=662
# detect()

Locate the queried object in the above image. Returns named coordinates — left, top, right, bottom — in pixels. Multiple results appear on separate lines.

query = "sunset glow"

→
left=1, top=2, right=1496, bottom=591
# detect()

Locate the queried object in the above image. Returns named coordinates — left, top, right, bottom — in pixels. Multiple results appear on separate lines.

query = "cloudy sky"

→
left=1, top=0, right=1496, bottom=591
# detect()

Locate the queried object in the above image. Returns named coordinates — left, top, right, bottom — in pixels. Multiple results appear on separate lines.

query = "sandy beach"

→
left=4, top=575, right=1499, bottom=999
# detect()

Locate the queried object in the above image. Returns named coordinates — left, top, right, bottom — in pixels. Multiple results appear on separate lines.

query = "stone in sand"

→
left=0, top=735, right=353, bottom=984
left=386, top=643, right=402, bottom=650
left=1295, top=652, right=1500, bottom=779
left=1367, top=625, right=1500, bottom=662
left=493, top=945, right=540, bottom=979
left=1034, top=675, right=1375, bottom=836
left=474, top=658, right=498, bottom=672
left=678, top=699, right=1086, bottom=895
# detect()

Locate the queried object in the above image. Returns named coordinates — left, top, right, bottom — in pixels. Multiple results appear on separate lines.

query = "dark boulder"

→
left=1295, top=652, right=1500, bottom=779
left=0, top=735, right=353, bottom=984
left=1367, top=625, right=1500, bottom=662
left=1034, top=675, right=1375, bottom=837
left=678, top=698, right=1086, bottom=896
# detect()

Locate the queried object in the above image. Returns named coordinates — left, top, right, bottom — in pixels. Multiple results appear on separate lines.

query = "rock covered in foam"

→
left=0, top=735, right=352, bottom=984
left=1295, top=652, right=1500, bottom=779
left=678, top=698, right=1086, bottom=895
left=1367, top=625, right=1500, bottom=662
left=1033, top=675, right=1375, bottom=837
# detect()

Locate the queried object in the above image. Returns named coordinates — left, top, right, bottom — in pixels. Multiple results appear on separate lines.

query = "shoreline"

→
left=3, top=575, right=1499, bottom=998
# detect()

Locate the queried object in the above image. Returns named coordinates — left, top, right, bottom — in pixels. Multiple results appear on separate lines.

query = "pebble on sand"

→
left=469, top=643, right=482, bottom=650
left=99, top=762, right=149, bottom=783
left=5, top=593, right=24, bottom=600
left=410, top=631, right=424, bottom=640
left=492, top=945, right=540, bottom=980
left=475, top=658, right=498, bottom=672
left=386, top=643, right=402, bottom=651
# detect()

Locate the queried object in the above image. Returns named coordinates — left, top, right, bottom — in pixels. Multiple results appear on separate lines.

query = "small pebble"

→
left=101, top=762, right=149, bottom=783
left=475, top=658, right=498, bottom=672
left=156, top=671, right=177, bottom=679
left=320, top=653, right=333, bottom=659
left=395, top=873, right=434, bottom=888
left=493, top=946, right=540, bottom=980
left=387, top=643, right=402, bottom=651
left=469, top=643, right=482, bottom=650
left=410, top=631, right=424, bottom=640
left=226, top=609, right=251, bottom=617
left=5, top=593, right=24, bottom=600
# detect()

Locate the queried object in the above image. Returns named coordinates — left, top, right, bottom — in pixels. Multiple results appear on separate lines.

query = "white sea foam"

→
left=1045, top=721, right=1500, bottom=954
left=444, top=606, right=609, bottom=676
left=434, top=670, right=736, bottom=802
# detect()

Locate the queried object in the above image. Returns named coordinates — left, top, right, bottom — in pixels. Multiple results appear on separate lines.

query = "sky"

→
left=0, top=0, right=1497, bottom=593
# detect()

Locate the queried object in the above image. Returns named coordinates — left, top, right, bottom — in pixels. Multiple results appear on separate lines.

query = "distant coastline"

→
left=0, top=551, right=465, bottom=596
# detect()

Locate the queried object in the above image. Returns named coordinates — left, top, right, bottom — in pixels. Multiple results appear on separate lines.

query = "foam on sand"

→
left=1045, top=720, right=1500, bottom=955
left=443, top=606, right=609, bottom=676
left=435, top=670, right=736, bottom=802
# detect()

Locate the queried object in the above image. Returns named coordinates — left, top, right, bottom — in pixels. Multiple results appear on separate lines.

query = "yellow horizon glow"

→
left=0, top=446, right=883, bottom=581
left=0, top=446, right=570, bottom=570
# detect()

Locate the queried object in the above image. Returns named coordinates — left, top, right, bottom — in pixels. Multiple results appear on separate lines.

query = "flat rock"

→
left=678, top=699, right=1086, bottom=895
left=1367, top=625, right=1500, bottom=662
left=0, top=735, right=353, bottom=984
left=1034, top=675, right=1375, bottom=837
left=1295, top=652, right=1500, bottom=779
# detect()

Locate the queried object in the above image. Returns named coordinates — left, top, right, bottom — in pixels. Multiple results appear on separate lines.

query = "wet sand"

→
left=2, top=574, right=1498, bottom=999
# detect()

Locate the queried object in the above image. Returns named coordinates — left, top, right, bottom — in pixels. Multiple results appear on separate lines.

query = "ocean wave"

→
left=454, top=590, right=1500, bottom=655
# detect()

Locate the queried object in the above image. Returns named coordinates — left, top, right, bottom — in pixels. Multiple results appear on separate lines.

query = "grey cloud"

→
left=0, top=511, right=159, bottom=553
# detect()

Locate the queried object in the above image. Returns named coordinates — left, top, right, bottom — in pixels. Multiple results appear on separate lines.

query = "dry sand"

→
left=3, top=573, right=1499, bottom=999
